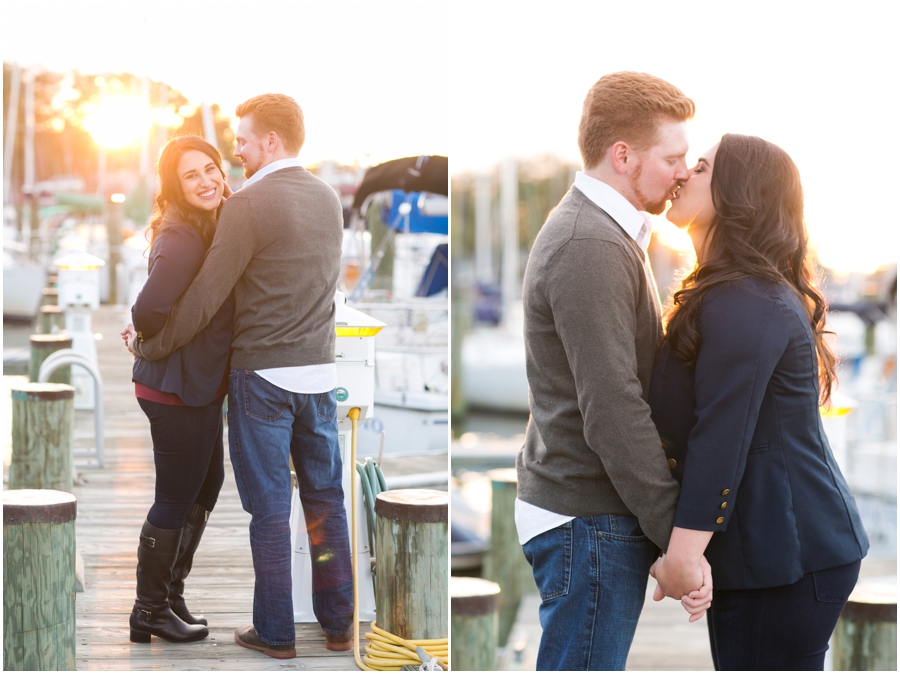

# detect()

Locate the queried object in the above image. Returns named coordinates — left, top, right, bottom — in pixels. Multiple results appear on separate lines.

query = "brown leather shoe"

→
left=322, top=628, right=354, bottom=651
left=234, top=624, right=296, bottom=659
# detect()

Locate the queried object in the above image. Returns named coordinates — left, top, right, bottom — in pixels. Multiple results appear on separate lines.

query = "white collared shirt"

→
left=573, top=171, right=653, bottom=250
left=240, top=156, right=305, bottom=188
left=515, top=173, right=653, bottom=545
left=240, top=157, right=338, bottom=394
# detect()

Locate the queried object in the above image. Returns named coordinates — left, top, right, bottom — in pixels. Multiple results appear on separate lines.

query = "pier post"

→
left=9, top=384, right=75, bottom=493
left=29, top=335, right=72, bottom=385
left=483, top=468, right=536, bottom=647
left=3, top=489, right=77, bottom=671
left=38, top=306, right=65, bottom=334
left=40, top=288, right=59, bottom=307
left=374, top=489, right=448, bottom=641
left=450, top=576, right=500, bottom=671
left=833, top=584, right=897, bottom=670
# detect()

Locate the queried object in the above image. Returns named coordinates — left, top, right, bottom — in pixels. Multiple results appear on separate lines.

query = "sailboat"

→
left=343, top=156, right=450, bottom=456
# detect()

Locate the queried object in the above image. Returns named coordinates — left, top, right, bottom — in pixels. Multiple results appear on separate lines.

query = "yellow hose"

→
left=347, top=408, right=448, bottom=671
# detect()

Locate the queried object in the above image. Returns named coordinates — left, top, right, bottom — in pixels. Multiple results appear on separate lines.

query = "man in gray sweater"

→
left=516, top=72, right=710, bottom=670
left=132, top=94, right=352, bottom=658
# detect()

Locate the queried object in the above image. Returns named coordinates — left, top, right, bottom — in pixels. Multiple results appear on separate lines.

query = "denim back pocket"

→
left=522, top=521, right=573, bottom=601
left=596, top=514, right=648, bottom=543
left=243, top=372, right=290, bottom=421
left=316, top=391, right=337, bottom=422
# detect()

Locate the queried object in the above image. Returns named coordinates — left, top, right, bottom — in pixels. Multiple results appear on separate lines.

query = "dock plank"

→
left=3, top=305, right=447, bottom=670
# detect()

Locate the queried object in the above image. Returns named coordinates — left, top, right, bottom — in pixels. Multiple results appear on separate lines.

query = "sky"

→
left=449, top=1, right=899, bottom=274
left=4, top=1, right=898, bottom=273
left=3, top=0, right=448, bottom=167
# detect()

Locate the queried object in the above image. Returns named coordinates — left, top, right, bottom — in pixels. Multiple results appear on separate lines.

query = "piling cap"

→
left=30, top=334, right=73, bottom=346
left=375, top=489, right=448, bottom=523
left=842, top=584, right=898, bottom=622
left=4, top=489, right=77, bottom=524
left=450, top=577, right=500, bottom=616
left=11, top=383, right=75, bottom=402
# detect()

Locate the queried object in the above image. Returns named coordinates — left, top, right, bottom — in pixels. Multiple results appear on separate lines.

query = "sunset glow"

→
left=81, top=95, right=153, bottom=149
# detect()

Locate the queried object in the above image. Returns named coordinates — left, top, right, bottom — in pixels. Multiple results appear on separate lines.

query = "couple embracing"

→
left=517, top=72, right=869, bottom=671
left=122, top=94, right=352, bottom=658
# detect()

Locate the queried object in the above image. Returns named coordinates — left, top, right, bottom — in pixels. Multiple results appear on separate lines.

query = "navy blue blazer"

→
left=132, top=221, right=234, bottom=407
left=649, top=277, right=868, bottom=590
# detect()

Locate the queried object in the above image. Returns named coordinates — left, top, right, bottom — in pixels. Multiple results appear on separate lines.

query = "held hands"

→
left=649, top=553, right=713, bottom=623
left=121, top=323, right=139, bottom=357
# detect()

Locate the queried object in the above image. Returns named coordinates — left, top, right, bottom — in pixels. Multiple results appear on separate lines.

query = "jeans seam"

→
left=585, top=518, right=600, bottom=668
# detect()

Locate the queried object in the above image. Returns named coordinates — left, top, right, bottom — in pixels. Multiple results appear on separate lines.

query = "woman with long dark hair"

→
left=648, top=134, right=868, bottom=670
left=122, top=135, right=234, bottom=644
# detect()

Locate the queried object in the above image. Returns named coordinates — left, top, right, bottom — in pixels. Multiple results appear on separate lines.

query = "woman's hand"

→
left=122, top=323, right=139, bottom=357
left=222, top=182, right=234, bottom=204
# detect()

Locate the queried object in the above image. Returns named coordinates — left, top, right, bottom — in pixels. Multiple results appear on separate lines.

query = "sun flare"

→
left=81, top=95, right=153, bottom=149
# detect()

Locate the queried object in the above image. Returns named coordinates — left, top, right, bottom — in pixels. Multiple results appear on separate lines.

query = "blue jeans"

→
left=228, top=369, right=353, bottom=645
left=522, top=514, right=658, bottom=670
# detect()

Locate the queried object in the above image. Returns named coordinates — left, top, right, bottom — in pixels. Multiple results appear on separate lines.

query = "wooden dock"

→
left=4, top=305, right=447, bottom=671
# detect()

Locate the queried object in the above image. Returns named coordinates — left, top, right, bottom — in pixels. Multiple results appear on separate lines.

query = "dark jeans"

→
left=521, top=514, right=658, bottom=670
left=707, top=559, right=861, bottom=671
left=138, top=396, right=225, bottom=529
left=227, top=369, right=353, bottom=646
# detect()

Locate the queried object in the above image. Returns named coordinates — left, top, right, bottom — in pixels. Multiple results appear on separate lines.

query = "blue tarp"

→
left=382, top=190, right=448, bottom=235
left=415, top=243, right=448, bottom=297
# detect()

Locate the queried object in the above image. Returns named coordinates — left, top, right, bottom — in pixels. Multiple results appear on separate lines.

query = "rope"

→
left=362, top=622, right=447, bottom=671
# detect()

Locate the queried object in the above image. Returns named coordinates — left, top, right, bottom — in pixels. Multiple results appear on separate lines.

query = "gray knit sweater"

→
left=136, top=166, right=343, bottom=370
left=516, top=186, right=680, bottom=550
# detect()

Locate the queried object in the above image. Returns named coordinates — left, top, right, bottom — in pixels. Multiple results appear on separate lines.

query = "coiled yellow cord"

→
left=348, top=408, right=447, bottom=671
left=362, top=621, right=447, bottom=670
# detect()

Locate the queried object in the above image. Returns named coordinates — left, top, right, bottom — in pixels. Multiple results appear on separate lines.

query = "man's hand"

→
left=650, top=554, right=713, bottom=622
left=121, top=323, right=139, bottom=357
left=650, top=552, right=702, bottom=599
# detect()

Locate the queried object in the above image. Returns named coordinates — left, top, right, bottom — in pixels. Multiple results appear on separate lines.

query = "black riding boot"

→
left=169, top=503, right=209, bottom=626
left=129, top=520, right=208, bottom=643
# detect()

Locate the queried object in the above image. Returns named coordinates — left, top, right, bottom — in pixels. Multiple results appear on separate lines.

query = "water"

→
left=455, top=409, right=529, bottom=439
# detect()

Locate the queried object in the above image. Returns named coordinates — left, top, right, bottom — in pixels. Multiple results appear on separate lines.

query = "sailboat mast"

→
left=500, top=156, right=518, bottom=325
left=3, top=64, right=21, bottom=205
left=475, top=173, right=493, bottom=285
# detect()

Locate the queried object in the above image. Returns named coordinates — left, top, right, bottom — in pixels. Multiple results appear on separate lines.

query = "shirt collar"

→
left=241, top=157, right=304, bottom=189
left=573, top=171, right=653, bottom=250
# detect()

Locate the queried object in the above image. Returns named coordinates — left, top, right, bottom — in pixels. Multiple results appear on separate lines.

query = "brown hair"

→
left=235, top=93, right=305, bottom=155
left=578, top=72, right=695, bottom=170
left=664, top=134, right=837, bottom=404
left=147, top=135, right=226, bottom=248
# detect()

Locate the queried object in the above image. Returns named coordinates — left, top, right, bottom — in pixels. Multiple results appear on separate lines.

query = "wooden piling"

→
left=38, top=306, right=65, bottom=334
left=40, top=288, right=59, bottom=307
left=450, top=576, right=500, bottom=671
left=483, top=467, right=536, bottom=648
left=374, top=489, right=448, bottom=641
left=3, top=489, right=77, bottom=671
left=9, top=384, right=75, bottom=493
left=833, top=583, right=897, bottom=670
left=28, top=334, right=72, bottom=385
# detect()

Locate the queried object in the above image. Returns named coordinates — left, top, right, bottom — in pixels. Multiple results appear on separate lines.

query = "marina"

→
left=3, top=305, right=447, bottom=670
